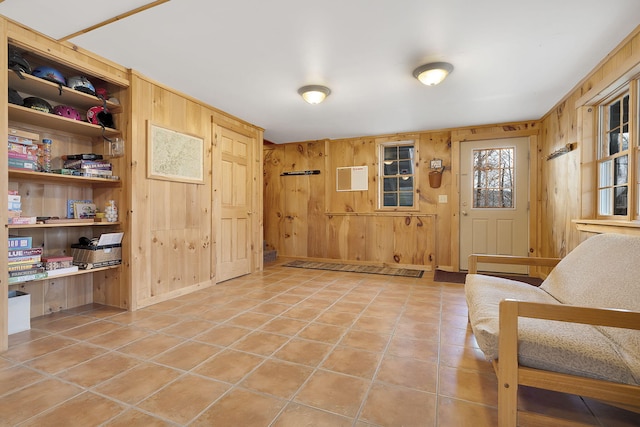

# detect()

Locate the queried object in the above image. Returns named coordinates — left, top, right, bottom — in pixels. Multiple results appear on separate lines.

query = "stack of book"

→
left=7, top=128, right=41, bottom=171
left=7, top=191, right=37, bottom=225
left=8, top=236, right=46, bottom=284
left=42, top=255, right=78, bottom=277
left=58, top=157, right=116, bottom=179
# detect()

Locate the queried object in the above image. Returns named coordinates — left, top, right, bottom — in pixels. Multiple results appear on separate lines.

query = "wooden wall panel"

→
left=264, top=124, right=542, bottom=271
left=263, top=147, right=285, bottom=253
left=307, top=141, right=328, bottom=258
left=130, top=72, right=262, bottom=309
left=539, top=27, right=640, bottom=257
left=264, top=132, right=447, bottom=270
left=130, top=73, right=215, bottom=308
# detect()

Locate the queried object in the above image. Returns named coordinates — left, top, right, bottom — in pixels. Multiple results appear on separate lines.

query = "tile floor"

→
left=1, top=261, right=639, bottom=426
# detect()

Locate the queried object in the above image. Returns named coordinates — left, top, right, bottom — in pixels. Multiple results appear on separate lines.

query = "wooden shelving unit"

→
left=3, top=31, right=130, bottom=351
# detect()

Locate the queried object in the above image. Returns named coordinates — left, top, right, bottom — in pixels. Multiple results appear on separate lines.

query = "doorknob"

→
left=247, top=211, right=252, bottom=215
left=462, top=210, right=468, bottom=216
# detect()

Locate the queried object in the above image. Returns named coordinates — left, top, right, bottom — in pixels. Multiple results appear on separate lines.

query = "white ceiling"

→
left=1, top=1, right=640, bottom=143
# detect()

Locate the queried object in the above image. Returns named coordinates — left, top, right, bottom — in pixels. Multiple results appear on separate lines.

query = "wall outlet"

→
left=438, top=195, right=448, bottom=203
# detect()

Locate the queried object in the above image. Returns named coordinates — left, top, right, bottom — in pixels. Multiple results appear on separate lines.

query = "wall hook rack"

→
left=546, top=142, right=577, bottom=161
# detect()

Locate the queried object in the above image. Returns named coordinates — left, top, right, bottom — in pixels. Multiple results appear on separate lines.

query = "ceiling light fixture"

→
left=413, top=62, right=454, bottom=86
left=298, top=85, right=331, bottom=104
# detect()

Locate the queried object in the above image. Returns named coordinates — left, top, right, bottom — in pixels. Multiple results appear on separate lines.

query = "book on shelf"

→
left=8, top=236, right=32, bottom=250
left=43, top=218, right=94, bottom=224
left=7, top=255, right=43, bottom=267
left=9, top=266, right=45, bottom=277
left=8, top=247, right=43, bottom=257
left=7, top=254, right=42, bottom=264
left=8, top=158, right=37, bottom=170
left=73, top=202, right=97, bottom=219
left=8, top=216, right=37, bottom=225
left=62, top=159, right=112, bottom=170
left=61, top=154, right=103, bottom=160
left=8, top=193, right=21, bottom=202
left=72, top=172, right=119, bottom=180
left=8, top=262, right=44, bottom=272
left=8, top=201, right=21, bottom=211
left=8, top=135, right=36, bottom=145
left=8, top=272, right=48, bottom=284
left=42, top=256, right=74, bottom=270
left=8, top=141, right=39, bottom=155
left=45, top=266, right=79, bottom=277
left=67, top=199, right=92, bottom=218
left=76, top=168, right=112, bottom=176
left=8, top=151, right=39, bottom=161
left=8, top=127, right=39, bottom=145
left=7, top=210, right=22, bottom=218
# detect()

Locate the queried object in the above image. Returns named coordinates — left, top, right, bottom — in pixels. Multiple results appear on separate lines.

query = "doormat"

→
left=283, top=260, right=424, bottom=278
left=434, top=269, right=543, bottom=286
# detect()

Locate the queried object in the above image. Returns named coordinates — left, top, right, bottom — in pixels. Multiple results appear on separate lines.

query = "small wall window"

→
left=597, top=90, right=631, bottom=217
left=378, top=140, right=417, bottom=209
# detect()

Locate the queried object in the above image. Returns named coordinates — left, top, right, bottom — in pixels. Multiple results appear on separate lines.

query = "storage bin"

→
left=71, top=243, right=122, bottom=269
left=8, top=290, right=30, bottom=334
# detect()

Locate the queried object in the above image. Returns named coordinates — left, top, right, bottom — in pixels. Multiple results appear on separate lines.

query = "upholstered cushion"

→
left=465, top=272, right=639, bottom=385
left=465, top=274, right=556, bottom=359
left=540, top=233, right=640, bottom=383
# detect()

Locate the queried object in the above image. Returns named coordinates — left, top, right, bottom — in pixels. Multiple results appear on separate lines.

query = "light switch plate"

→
left=438, top=195, right=448, bottom=203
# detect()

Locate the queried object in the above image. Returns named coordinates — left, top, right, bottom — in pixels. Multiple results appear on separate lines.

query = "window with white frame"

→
left=378, top=141, right=417, bottom=209
left=597, top=89, right=634, bottom=217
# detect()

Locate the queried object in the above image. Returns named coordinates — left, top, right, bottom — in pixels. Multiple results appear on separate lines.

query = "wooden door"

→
left=459, top=137, right=529, bottom=273
left=217, top=127, right=252, bottom=281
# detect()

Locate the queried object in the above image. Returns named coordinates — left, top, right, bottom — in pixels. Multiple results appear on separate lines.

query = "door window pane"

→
left=472, top=147, right=515, bottom=208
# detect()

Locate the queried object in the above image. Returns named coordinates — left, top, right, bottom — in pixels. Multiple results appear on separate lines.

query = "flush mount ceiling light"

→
left=413, top=62, right=454, bottom=86
left=298, top=85, right=331, bottom=104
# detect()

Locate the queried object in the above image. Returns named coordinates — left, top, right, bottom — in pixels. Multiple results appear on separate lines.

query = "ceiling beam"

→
left=58, top=0, right=170, bottom=42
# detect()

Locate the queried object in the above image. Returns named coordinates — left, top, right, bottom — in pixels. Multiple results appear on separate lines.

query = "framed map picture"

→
left=147, top=122, right=204, bottom=184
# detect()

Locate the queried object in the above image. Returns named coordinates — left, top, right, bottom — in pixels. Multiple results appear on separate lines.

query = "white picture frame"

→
left=147, top=122, right=204, bottom=184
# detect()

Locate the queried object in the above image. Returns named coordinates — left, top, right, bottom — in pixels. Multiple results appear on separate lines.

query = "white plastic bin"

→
left=8, top=290, right=30, bottom=334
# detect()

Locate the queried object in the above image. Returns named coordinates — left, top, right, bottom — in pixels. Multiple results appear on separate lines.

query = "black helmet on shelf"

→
left=23, top=97, right=53, bottom=113
left=8, top=88, right=23, bottom=106
left=8, top=47, right=31, bottom=74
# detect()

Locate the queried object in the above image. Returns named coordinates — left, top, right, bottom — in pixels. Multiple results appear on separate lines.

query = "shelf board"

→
left=9, top=71, right=122, bottom=112
left=8, top=264, right=121, bottom=284
left=8, top=221, right=121, bottom=229
left=8, top=104, right=120, bottom=138
left=8, top=169, right=121, bottom=187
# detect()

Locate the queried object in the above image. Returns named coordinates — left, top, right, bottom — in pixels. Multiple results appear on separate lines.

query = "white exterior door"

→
left=217, top=127, right=252, bottom=282
left=459, top=137, right=529, bottom=273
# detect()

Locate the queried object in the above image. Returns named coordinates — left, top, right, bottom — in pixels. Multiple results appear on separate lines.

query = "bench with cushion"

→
left=465, top=232, right=640, bottom=426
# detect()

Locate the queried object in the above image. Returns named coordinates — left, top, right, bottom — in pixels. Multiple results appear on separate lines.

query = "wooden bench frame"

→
left=468, top=254, right=640, bottom=427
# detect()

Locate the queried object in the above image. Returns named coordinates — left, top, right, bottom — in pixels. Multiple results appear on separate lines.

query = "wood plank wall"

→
left=129, top=72, right=263, bottom=310
left=539, top=26, right=640, bottom=258
left=264, top=131, right=453, bottom=271
left=129, top=72, right=215, bottom=309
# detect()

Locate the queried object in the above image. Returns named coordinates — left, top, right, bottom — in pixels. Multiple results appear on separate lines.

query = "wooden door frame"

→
left=451, top=130, right=539, bottom=273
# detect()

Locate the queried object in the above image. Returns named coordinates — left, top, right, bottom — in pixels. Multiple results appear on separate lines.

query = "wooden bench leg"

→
left=498, top=366, right=518, bottom=427
left=498, top=300, right=519, bottom=427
